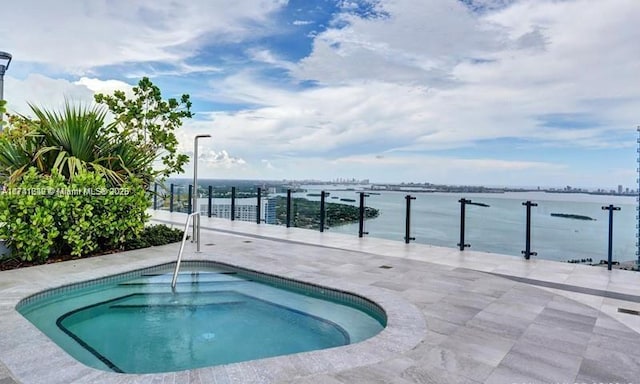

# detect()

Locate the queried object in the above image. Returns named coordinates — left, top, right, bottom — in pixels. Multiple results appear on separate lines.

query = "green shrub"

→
left=124, top=224, right=184, bottom=250
left=0, top=168, right=149, bottom=262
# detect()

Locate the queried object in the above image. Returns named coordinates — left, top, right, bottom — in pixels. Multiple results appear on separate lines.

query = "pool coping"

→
left=0, top=243, right=426, bottom=384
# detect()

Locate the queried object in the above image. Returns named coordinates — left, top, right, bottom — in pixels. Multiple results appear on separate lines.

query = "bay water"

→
left=296, top=187, right=638, bottom=263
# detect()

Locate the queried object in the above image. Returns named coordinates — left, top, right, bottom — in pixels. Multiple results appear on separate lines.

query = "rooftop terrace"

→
left=0, top=209, right=639, bottom=383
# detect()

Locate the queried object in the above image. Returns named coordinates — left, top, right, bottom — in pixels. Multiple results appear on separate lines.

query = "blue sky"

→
left=1, top=0, right=639, bottom=189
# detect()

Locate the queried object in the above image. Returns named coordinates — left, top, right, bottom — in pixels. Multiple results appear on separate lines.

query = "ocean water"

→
left=161, top=180, right=638, bottom=263
left=296, top=188, right=638, bottom=263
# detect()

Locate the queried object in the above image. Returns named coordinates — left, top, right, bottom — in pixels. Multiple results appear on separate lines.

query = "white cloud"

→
left=205, top=152, right=574, bottom=186
left=261, top=159, right=278, bottom=170
left=75, top=77, right=133, bottom=96
left=334, top=154, right=558, bottom=171
left=178, top=0, right=639, bottom=186
left=3, top=0, right=639, bottom=187
left=234, top=0, right=638, bottom=155
left=294, top=0, right=504, bottom=85
left=124, top=63, right=223, bottom=79
left=327, top=154, right=566, bottom=185
left=3, top=75, right=136, bottom=116
left=4, top=74, right=95, bottom=115
left=0, top=0, right=288, bottom=72
left=201, top=76, right=433, bottom=157
left=247, top=49, right=297, bottom=72
left=292, top=20, right=314, bottom=26
left=200, top=150, right=247, bottom=168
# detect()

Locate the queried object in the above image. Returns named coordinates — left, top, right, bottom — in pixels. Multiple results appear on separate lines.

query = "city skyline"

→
left=167, top=175, right=638, bottom=196
left=1, top=0, right=639, bottom=188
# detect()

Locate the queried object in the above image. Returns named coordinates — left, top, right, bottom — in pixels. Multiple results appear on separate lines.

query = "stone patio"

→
left=0, top=210, right=639, bottom=383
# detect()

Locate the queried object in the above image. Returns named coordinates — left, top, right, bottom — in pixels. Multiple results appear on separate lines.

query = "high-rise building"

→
left=265, top=198, right=277, bottom=224
left=618, top=185, right=623, bottom=194
left=197, top=197, right=277, bottom=224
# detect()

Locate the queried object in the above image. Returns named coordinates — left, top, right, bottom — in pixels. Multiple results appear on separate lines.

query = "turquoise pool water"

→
left=17, top=261, right=386, bottom=374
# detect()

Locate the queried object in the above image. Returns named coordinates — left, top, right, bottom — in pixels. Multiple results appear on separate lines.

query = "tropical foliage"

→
left=274, top=196, right=379, bottom=229
left=0, top=168, right=149, bottom=262
left=123, top=224, right=184, bottom=251
left=94, top=76, right=192, bottom=180
left=0, top=104, right=155, bottom=187
left=0, top=77, right=192, bottom=188
left=0, top=77, right=192, bottom=263
left=0, top=100, right=6, bottom=130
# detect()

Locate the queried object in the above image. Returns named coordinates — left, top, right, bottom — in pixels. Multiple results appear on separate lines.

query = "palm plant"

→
left=0, top=103, right=156, bottom=187
left=0, top=114, right=43, bottom=185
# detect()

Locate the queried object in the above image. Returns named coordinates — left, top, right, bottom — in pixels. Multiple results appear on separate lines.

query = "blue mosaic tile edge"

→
left=15, top=260, right=388, bottom=325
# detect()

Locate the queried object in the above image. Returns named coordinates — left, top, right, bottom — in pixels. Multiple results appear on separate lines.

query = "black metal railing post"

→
left=522, top=201, right=538, bottom=259
left=208, top=185, right=212, bottom=218
left=169, top=183, right=174, bottom=212
left=293, top=199, right=298, bottom=227
left=187, top=185, right=193, bottom=214
left=231, top=187, right=236, bottom=221
left=602, top=204, right=621, bottom=270
left=358, top=192, right=370, bottom=238
left=458, top=198, right=471, bottom=251
left=319, top=191, right=326, bottom=232
left=153, top=183, right=158, bottom=210
left=286, top=189, right=292, bottom=228
left=404, top=195, right=416, bottom=243
left=256, top=187, right=262, bottom=224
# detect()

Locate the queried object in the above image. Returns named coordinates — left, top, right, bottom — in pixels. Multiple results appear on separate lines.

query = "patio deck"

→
left=0, top=209, right=639, bottom=383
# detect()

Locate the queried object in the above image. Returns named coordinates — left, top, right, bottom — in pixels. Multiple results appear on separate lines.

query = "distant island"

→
left=307, top=192, right=330, bottom=197
left=274, top=197, right=379, bottom=230
left=550, top=213, right=596, bottom=221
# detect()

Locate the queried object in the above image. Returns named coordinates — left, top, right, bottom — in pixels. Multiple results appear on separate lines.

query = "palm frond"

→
left=2, top=101, right=156, bottom=187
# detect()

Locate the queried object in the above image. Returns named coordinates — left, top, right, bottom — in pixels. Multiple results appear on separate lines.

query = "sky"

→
left=1, top=0, right=639, bottom=189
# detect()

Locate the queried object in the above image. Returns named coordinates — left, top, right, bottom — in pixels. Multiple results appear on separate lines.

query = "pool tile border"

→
left=17, top=260, right=388, bottom=325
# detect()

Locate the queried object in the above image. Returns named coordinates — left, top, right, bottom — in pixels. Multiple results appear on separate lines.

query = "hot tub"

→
left=17, top=260, right=386, bottom=374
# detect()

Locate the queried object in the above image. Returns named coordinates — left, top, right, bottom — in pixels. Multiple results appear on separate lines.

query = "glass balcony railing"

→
left=149, top=182, right=639, bottom=271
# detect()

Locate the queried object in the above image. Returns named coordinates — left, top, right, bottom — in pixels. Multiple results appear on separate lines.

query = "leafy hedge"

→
left=0, top=168, right=149, bottom=262
left=123, top=224, right=185, bottom=250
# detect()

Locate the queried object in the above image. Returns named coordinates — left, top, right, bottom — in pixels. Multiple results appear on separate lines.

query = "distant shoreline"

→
left=163, top=178, right=638, bottom=198
left=365, top=186, right=637, bottom=198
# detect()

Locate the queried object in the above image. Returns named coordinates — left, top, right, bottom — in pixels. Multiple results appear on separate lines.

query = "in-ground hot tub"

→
left=17, top=261, right=386, bottom=374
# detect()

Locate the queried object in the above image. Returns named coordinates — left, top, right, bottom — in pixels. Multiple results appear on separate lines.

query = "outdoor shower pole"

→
left=192, top=134, right=211, bottom=243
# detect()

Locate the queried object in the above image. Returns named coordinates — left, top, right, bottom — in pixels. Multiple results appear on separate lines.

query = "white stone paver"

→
left=0, top=209, right=638, bottom=383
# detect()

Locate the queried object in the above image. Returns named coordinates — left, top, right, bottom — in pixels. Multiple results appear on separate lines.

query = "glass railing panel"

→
left=148, top=181, right=639, bottom=268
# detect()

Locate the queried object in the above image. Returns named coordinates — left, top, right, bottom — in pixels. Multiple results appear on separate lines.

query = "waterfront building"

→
left=197, top=197, right=276, bottom=224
